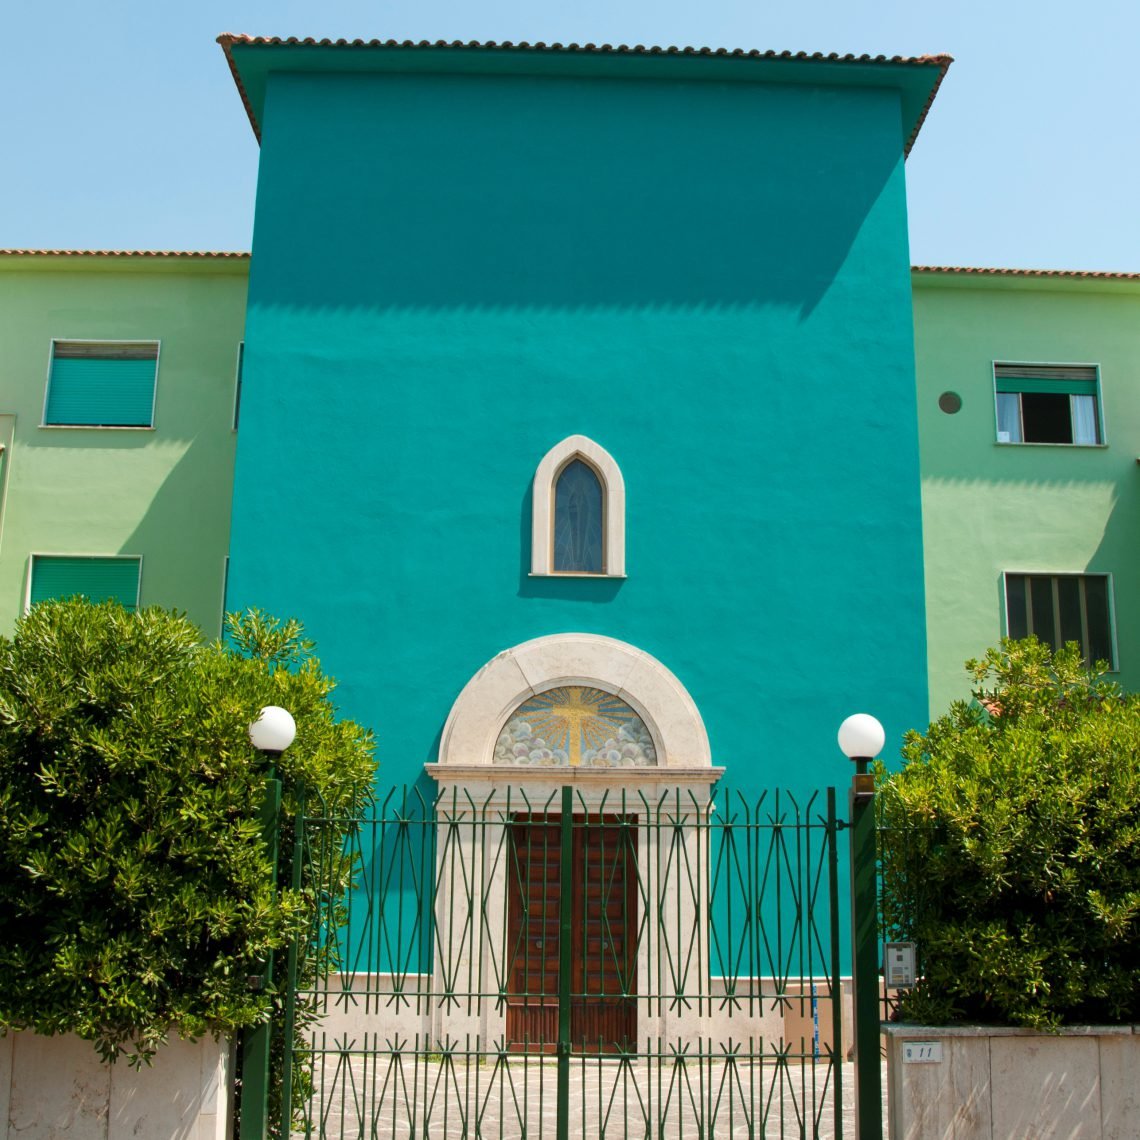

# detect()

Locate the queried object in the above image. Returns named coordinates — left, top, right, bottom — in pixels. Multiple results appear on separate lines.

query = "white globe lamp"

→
left=249, top=705, right=296, bottom=757
left=837, top=713, right=885, bottom=772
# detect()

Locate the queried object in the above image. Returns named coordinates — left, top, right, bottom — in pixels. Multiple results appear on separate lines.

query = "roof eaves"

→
left=217, top=34, right=952, bottom=152
left=913, top=265, right=1140, bottom=281
left=0, top=249, right=250, bottom=259
left=218, top=34, right=261, bottom=143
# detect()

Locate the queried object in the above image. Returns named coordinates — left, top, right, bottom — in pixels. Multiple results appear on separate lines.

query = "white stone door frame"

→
left=427, top=633, right=723, bottom=1047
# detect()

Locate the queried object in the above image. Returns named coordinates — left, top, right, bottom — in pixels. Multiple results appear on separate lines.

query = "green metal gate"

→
left=268, top=784, right=849, bottom=1138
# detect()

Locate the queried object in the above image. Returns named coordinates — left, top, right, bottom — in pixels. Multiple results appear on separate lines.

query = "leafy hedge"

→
left=879, top=638, right=1140, bottom=1028
left=0, top=601, right=375, bottom=1064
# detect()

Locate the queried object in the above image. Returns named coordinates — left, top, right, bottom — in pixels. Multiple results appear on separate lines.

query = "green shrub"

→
left=879, top=638, right=1140, bottom=1028
left=0, top=601, right=375, bottom=1063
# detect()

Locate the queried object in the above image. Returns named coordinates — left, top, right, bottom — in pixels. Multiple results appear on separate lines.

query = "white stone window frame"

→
left=531, top=435, right=626, bottom=578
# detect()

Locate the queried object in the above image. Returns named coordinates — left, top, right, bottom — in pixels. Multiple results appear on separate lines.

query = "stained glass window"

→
left=553, top=459, right=603, bottom=573
left=494, top=686, right=657, bottom=767
left=531, top=436, right=625, bottom=578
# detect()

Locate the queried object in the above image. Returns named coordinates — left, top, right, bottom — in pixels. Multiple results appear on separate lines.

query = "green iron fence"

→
left=272, top=783, right=850, bottom=1139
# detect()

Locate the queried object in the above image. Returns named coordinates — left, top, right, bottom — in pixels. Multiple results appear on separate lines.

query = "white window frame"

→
left=1001, top=570, right=1118, bottom=670
left=992, top=360, right=1105, bottom=447
left=531, top=435, right=626, bottom=578
left=25, top=553, right=143, bottom=613
left=42, top=338, right=161, bottom=430
left=232, top=341, right=244, bottom=431
left=0, top=416, right=14, bottom=551
left=220, top=555, right=231, bottom=637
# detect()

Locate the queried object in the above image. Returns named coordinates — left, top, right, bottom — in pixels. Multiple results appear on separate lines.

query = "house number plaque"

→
left=902, top=1041, right=942, bottom=1064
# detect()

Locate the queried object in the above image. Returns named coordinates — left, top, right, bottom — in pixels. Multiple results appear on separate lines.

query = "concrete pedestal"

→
left=0, top=1031, right=232, bottom=1140
left=885, top=1023, right=1140, bottom=1140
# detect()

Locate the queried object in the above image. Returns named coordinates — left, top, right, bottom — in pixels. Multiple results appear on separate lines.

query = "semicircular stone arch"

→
left=436, top=633, right=711, bottom=771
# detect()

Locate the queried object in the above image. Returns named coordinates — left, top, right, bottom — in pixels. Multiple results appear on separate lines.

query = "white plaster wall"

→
left=886, top=1024, right=1140, bottom=1140
left=704, top=977, right=854, bottom=1061
left=0, top=1032, right=231, bottom=1140
left=311, top=973, right=435, bottom=1044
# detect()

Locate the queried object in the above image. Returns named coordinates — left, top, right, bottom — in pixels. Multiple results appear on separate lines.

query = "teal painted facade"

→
left=226, top=49, right=934, bottom=792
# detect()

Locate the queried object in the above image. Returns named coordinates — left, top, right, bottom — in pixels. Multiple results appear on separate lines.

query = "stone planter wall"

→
left=885, top=1023, right=1140, bottom=1140
left=0, top=1031, right=232, bottom=1140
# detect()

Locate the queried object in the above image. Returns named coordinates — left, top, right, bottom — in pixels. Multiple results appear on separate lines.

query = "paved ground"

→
left=296, top=1052, right=889, bottom=1138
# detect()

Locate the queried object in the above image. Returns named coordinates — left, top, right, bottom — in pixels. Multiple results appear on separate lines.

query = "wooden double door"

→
left=505, top=815, right=637, bottom=1053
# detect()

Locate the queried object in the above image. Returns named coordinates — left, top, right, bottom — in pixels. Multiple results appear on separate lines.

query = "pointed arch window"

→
left=531, top=436, right=625, bottom=577
left=554, top=459, right=604, bottom=573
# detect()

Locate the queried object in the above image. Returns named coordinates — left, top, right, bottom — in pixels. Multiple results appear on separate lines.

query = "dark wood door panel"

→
left=573, top=820, right=637, bottom=1045
left=506, top=819, right=561, bottom=1017
left=570, top=1000, right=638, bottom=1053
left=506, top=814, right=637, bottom=1054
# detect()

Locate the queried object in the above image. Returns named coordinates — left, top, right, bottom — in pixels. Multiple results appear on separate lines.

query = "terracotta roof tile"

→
left=0, top=249, right=249, bottom=259
left=216, top=34, right=949, bottom=66
left=16, top=257, right=1133, bottom=280
left=913, top=265, right=1140, bottom=281
left=217, top=35, right=951, bottom=154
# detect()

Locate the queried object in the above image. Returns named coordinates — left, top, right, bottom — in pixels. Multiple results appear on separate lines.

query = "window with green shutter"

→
left=29, top=556, right=142, bottom=610
left=44, top=341, right=159, bottom=427
left=993, top=363, right=1101, bottom=445
left=1004, top=572, right=1115, bottom=668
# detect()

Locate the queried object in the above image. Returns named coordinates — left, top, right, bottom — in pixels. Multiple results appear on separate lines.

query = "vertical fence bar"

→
left=278, top=786, right=306, bottom=1140
left=556, top=786, right=573, bottom=1140
left=240, top=768, right=282, bottom=1140
left=850, top=767, right=882, bottom=1140
left=828, top=787, right=844, bottom=1140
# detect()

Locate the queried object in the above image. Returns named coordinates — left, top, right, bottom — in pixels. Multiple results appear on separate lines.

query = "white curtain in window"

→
left=996, top=392, right=1022, bottom=442
left=1071, top=395, right=1098, bottom=445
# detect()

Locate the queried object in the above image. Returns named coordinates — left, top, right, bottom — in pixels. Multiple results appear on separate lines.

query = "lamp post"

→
left=838, top=713, right=885, bottom=1140
left=240, top=706, right=296, bottom=1140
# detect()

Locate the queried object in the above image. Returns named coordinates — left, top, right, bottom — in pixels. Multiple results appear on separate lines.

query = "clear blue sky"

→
left=3, top=0, right=1137, bottom=270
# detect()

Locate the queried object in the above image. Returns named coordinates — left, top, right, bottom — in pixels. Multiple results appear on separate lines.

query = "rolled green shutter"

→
left=994, top=363, right=1098, bottom=396
left=45, top=342, right=158, bottom=426
left=30, top=557, right=141, bottom=609
left=994, top=376, right=1098, bottom=396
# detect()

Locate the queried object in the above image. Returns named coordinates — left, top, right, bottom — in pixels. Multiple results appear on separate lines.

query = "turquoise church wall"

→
left=227, top=61, right=930, bottom=794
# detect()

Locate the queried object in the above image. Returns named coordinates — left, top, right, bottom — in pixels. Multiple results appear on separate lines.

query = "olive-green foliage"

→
left=879, top=638, right=1140, bottom=1028
left=0, top=601, right=375, bottom=1064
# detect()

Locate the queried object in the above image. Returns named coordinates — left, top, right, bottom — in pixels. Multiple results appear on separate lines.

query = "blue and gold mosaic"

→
left=494, top=685, right=657, bottom=767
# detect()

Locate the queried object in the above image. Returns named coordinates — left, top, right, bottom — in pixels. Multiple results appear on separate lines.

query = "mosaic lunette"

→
left=494, top=686, right=657, bottom=767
